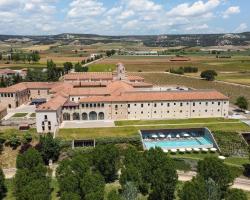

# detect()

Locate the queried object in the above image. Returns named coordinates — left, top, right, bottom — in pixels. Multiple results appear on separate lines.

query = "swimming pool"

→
left=144, top=137, right=213, bottom=150
left=141, top=128, right=217, bottom=150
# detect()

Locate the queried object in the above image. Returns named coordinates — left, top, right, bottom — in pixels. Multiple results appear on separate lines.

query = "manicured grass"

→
left=0, top=128, right=38, bottom=140
left=115, top=118, right=239, bottom=126
left=58, top=121, right=250, bottom=140
left=30, top=113, right=36, bottom=118
left=11, top=113, right=28, bottom=118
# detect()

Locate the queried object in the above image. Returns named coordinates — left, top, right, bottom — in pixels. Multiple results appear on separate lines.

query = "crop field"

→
left=131, top=72, right=250, bottom=102
left=217, top=72, right=250, bottom=86
left=96, top=55, right=250, bottom=73
left=88, top=63, right=116, bottom=72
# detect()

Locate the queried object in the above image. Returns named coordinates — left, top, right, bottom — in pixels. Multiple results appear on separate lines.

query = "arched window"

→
left=63, top=113, right=70, bottom=121
left=98, top=112, right=104, bottom=120
left=82, top=113, right=88, bottom=120
left=73, top=113, right=80, bottom=120
left=89, top=111, right=97, bottom=120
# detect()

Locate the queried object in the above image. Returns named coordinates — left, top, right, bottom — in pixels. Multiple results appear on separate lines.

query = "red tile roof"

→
left=37, top=95, right=68, bottom=111
left=64, top=72, right=113, bottom=81
left=80, top=90, right=228, bottom=103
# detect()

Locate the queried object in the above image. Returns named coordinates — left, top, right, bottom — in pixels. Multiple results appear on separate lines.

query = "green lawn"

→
left=58, top=120, right=250, bottom=140
left=4, top=179, right=15, bottom=200
left=30, top=113, right=36, bottom=118
left=11, top=113, right=28, bottom=118
left=115, top=118, right=239, bottom=126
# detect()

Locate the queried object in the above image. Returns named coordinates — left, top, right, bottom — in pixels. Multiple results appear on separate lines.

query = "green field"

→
left=88, top=63, right=116, bottom=72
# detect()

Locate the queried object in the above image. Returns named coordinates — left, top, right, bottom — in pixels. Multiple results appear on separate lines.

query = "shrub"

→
left=8, top=135, right=21, bottom=149
left=22, top=133, right=32, bottom=144
left=200, top=70, right=217, bottom=81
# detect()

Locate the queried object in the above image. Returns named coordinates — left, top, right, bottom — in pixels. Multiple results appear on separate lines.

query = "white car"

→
left=244, top=110, right=250, bottom=114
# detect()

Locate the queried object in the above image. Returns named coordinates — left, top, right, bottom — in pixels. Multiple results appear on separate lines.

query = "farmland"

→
left=131, top=72, right=250, bottom=102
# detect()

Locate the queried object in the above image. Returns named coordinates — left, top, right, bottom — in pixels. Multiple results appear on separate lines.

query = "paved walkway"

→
left=60, top=120, right=115, bottom=128
left=3, top=168, right=250, bottom=191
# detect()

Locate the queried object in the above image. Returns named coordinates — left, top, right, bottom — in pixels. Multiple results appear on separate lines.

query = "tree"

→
left=74, top=62, right=83, bottom=72
left=12, top=74, right=22, bottom=84
left=200, top=70, right=217, bottom=81
left=0, top=168, right=7, bottom=200
left=197, top=157, right=234, bottom=193
left=47, top=59, right=59, bottom=81
left=121, top=182, right=138, bottom=200
left=235, top=96, right=248, bottom=111
left=36, top=134, right=61, bottom=164
left=60, top=192, right=81, bottom=200
left=107, top=189, right=122, bottom=200
left=225, top=189, right=247, bottom=200
left=14, top=148, right=51, bottom=200
left=179, top=176, right=208, bottom=200
left=63, top=62, right=73, bottom=74
left=16, top=148, right=43, bottom=170
left=92, top=145, right=120, bottom=182
left=80, top=170, right=105, bottom=200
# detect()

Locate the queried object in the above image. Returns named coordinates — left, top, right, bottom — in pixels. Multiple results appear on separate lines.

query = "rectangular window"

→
left=218, top=102, right=221, bottom=106
left=206, top=102, right=208, bottom=106
left=154, top=103, right=157, bottom=107
left=167, top=103, right=170, bottom=107
left=180, top=103, right=183, bottom=107
left=193, top=103, right=195, bottom=106
left=102, top=103, right=104, bottom=107
left=161, top=103, right=163, bottom=106
left=44, top=115, right=47, bottom=120
left=141, top=104, right=143, bottom=108
left=38, top=90, right=40, bottom=95
left=128, top=104, right=130, bottom=108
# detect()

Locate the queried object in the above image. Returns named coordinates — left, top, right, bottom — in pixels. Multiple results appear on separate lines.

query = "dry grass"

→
left=22, top=44, right=58, bottom=51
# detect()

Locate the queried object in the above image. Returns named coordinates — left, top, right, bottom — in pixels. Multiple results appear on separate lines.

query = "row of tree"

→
left=0, top=52, right=40, bottom=64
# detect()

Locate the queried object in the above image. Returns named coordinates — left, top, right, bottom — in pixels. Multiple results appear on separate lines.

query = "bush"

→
left=8, top=135, right=21, bottom=149
left=22, top=133, right=32, bottom=144
left=95, top=136, right=142, bottom=150
left=170, top=68, right=184, bottom=75
left=200, top=70, right=217, bottom=81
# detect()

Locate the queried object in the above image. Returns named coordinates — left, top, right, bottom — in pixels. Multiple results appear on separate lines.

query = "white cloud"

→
left=167, top=0, right=220, bottom=17
left=185, top=24, right=209, bottom=31
left=223, top=6, right=240, bottom=18
left=234, top=23, right=248, bottom=33
left=67, top=0, right=106, bottom=18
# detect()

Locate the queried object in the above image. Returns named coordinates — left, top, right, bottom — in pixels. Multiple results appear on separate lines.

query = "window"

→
left=141, top=104, right=143, bottom=108
left=115, top=112, right=118, bottom=115
left=134, top=104, right=137, bottom=106
left=148, top=103, right=150, bottom=106
left=193, top=110, right=195, bottom=112
left=94, top=104, right=96, bottom=107
left=128, top=112, right=130, bottom=114
left=205, top=110, right=208, bottom=112
left=186, top=102, right=189, bottom=105
left=48, top=121, right=51, bottom=125
left=224, top=102, right=227, bottom=104
left=154, top=111, right=156, bottom=113
left=72, top=98, right=74, bottom=101
left=90, top=104, right=92, bottom=108
left=101, top=103, right=104, bottom=107
left=161, top=103, right=163, bottom=106
left=180, top=110, right=182, bottom=113
left=212, top=102, right=214, bottom=104
left=128, top=104, right=130, bottom=108
left=82, top=104, right=85, bottom=108
left=86, top=104, right=89, bottom=108
left=38, top=90, right=40, bottom=95
left=42, top=126, right=45, bottom=131
left=44, top=115, right=48, bottom=120
left=193, top=103, right=195, bottom=106
left=199, top=102, right=201, bottom=105
left=97, top=103, right=100, bottom=107
left=115, top=105, right=118, bottom=109
left=218, top=102, right=221, bottom=106
left=141, top=111, right=143, bottom=114
left=174, top=103, right=176, bottom=105
left=48, top=126, right=51, bottom=131
left=180, top=103, right=183, bottom=107
left=154, top=103, right=157, bottom=107
left=167, top=111, right=169, bottom=113
left=206, top=102, right=208, bottom=106
left=42, top=122, right=45, bottom=125
left=218, top=109, right=220, bottom=112
left=167, top=103, right=170, bottom=107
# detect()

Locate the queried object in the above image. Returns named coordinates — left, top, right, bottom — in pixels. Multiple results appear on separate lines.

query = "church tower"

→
left=115, top=63, right=127, bottom=80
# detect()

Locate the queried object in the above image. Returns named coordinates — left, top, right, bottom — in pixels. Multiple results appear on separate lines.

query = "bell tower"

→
left=116, top=63, right=127, bottom=80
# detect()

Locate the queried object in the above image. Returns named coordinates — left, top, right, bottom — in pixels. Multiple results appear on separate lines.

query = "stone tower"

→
left=115, top=63, right=127, bottom=80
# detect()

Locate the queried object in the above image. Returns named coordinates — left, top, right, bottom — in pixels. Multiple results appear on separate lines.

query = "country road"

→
left=3, top=168, right=250, bottom=191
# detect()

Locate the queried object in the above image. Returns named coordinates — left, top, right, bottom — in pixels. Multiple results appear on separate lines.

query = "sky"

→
left=0, top=0, right=249, bottom=35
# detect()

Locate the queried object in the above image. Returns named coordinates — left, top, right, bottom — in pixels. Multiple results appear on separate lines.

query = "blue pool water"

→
left=143, top=137, right=213, bottom=150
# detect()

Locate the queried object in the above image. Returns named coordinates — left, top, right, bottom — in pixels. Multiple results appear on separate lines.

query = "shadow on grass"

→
left=243, top=164, right=250, bottom=177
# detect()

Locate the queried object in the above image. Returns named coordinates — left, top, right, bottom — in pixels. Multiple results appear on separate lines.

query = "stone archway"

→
left=73, top=113, right=80, bottom=120
left=82, top=112, right=88, bottom=120
left=89, top=111, right=97, bottom=120
left=63, top=113, right=70, bottom=121
left=98, top=112, right=104, bottom=120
